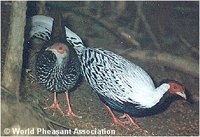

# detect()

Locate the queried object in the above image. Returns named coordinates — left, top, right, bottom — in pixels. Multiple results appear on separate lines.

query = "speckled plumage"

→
left=30, top=15, right=82, bottom=118
left=35, top=42, right=80, bottom=93
left=32, top=15, right=81, bottom=93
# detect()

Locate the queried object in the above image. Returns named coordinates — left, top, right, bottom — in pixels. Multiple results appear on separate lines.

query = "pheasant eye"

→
left=173, top=86, right=177, bottom=89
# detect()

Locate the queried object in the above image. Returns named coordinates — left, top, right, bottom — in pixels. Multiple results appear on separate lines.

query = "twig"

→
left=38, top=113, right=73, bottom=130
left=32, top=103, right=74, bottom=132
left=135, top=2, right=161, bottom=50
left=1, top=86, right=17, bottom=99
left=118, top=49, right=199, bottom=77
left=133, top=15, right=141, bottom=35
left=26, top=69, right=36, bottom=79
left=45, top=117, right=73, bottom=130
left=179, top=35, right=199, bottom=54
left=117, top=27, right=141, bottom=49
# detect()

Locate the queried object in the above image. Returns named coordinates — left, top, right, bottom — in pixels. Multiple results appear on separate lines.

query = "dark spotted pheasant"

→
left=31, top=14, right=81, bottom=118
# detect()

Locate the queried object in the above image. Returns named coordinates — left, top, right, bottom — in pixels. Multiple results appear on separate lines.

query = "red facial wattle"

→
left=169, top=82, right=186, bottom=99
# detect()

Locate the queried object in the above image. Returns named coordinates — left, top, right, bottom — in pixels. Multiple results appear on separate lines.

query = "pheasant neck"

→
left=154, top=83, right=170, bottom=102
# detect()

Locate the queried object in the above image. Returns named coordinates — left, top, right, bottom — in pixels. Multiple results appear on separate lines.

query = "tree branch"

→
left=179, top=35, right=199, bottom=55
left=119, top=49, right=198, bottom=77
left=135, top=2, right=161, bottom=50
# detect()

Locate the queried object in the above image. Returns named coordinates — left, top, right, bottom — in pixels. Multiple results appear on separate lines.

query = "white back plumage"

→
left=64, top=27, right=85, bottom=55
left=62, top=27, right=170, bottom=108
left=79, top=48, right=169, bottom=108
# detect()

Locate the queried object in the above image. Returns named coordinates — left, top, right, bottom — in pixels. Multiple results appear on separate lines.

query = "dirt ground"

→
left=1, top=1, right=199, bottom=136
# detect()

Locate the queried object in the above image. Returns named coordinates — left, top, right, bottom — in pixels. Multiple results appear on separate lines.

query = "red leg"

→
left=44, top=92, right=64, bottom=116
left=120, top=113, right=148, bottom=133
left=64, top=92, right=82, bottom=118
left=104, top=104, right=128, bottom=129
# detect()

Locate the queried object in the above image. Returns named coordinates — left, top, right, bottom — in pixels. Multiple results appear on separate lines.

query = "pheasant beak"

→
left=46, top=47, right=52, bottom=51
left=175, top=92, right=187, bottom=100
left=46, top=47, right=57, bottom=53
